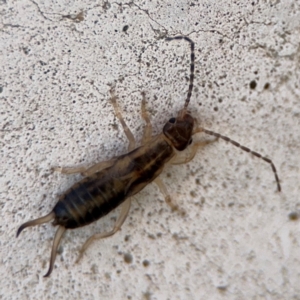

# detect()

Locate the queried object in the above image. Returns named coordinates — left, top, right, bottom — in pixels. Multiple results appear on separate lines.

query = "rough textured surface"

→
left=1, top=0, right=300, bottom=299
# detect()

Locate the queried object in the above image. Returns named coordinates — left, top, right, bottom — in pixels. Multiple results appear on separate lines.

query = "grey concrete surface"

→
left=1, top=0, right=300, bottom=299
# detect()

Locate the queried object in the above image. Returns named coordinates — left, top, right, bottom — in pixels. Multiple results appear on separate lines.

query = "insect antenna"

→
left=16, top=211, right=55, bottom=237
left=201, top=128, right=281, bottom=192
left=166, top=36, right=195, bottom=111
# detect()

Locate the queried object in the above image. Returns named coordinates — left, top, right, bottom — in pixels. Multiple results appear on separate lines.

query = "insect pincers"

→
left=17, top=36, right=281, bottom=277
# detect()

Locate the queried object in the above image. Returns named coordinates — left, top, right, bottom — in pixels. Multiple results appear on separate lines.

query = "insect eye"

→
left=169, top=117, right=176, bottom=124
left=188, top=138, right=193, bottom=145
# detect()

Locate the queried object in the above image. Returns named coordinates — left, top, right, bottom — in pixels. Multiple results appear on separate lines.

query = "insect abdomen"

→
left=53, top=177, right=128, bottom=229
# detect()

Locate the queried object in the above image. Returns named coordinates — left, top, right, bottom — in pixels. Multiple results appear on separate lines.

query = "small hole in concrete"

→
left=250, top=80, right=257, bottom=90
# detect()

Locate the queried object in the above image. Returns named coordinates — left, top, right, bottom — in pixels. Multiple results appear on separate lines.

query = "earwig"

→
left=17, top=36, right=281, bottom=277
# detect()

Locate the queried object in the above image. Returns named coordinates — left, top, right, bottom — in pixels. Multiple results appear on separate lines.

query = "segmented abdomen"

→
left=53, top=176, right=129, bottom=229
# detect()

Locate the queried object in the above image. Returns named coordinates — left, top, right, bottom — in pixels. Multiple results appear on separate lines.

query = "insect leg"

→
left=52, top=160, right=116, bottom=176
left=170, top=139, right=217, bottom=165
left=141, top=92, right=152, bottom=143
left=154, top=178, right=185, bottom=215
left=76, top=197, right=132, bottom=263
left=44, top=226, right=66, bottom=277
left=79, top=159, right=117, bottom=176
left=52, top=165, right=90, bottom=175
left=110, top=89, right=136, bottom=151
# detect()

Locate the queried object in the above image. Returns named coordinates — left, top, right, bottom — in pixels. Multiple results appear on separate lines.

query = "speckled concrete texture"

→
left=1, top=0, right=300, bottom=299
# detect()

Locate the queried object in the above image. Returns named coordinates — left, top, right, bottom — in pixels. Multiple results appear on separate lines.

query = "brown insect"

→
left=17, top=36, right=281, bottom=277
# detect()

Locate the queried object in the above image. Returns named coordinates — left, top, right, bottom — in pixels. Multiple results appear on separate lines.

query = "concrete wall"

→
left=1, top=0, right=300, bottom=299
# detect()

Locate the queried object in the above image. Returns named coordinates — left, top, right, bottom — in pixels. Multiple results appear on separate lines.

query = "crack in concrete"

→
left=29, top=0, right=53, bottom=21
left=131, top=2, right=168, bottom=34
